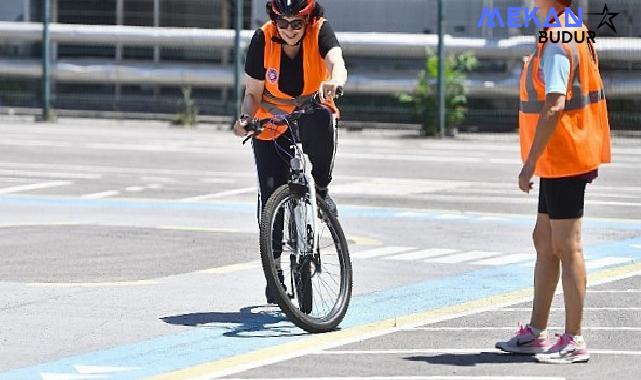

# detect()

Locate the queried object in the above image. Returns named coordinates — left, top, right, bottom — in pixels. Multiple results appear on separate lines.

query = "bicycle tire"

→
left=260, top=184, right=352, bottom=333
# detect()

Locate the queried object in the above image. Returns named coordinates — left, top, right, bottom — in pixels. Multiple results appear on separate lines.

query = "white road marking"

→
left=180, top=187, right=256, bottom=202
left=141, top=177, right=177, bottom=183
left=426, top=251, right=504, bottom=264
left=586, top=257, right=635, bottom=269
left=74, top=365, right=140, bottom=374
left=501, top=307, right=641, bottom=311
left=352, top=246, right=415, bottom=259
left=40, top=374, right=105, bottom=380
left=401, top=193, right=641, bottom=207
left=200, top=178, right=238, bottom=184
left=81, top=190, right=121, bottom=199
left=435, top=213, right=468, bottom=220
left=40, top=365, right=139, bottom=380
left=587, top=289, right=641, bottom=293
left=476, top=216, right=509, bottom=222
left=125, top=186, right=144, bottom=192
left=0, top=138, right=73, bottom=147
left=337, top=151, right=639, bottom=169
left=631, top=244, right=641, bottom=249
left=0, top=177, right=37, bottom=183
left=203, top=266, right=641, bottom=380
left=146, top=183, right=163, bottom=189
left=0, top=169, right=100, bottom=179
left=386, top=249, right=459, bottom=261
left=408, top=327, right=641, bottom=331
left=0, top=181, right=72, bottom=195
left=0, top=161, right=255, bottom=179
left=222, top=377, right=566, bottom=380
left=473, top=253, right=534, bottom=266
left=338, top=152, right=483, bottom=164
left=330, top=178, right=475, bottom=196
left=317, top=349, right=512, bottom=355
left=319, top=348, right=641, bottom=356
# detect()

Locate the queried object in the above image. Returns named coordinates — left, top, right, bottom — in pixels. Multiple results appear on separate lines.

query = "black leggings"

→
left=252, top=106, right=336, bottom=219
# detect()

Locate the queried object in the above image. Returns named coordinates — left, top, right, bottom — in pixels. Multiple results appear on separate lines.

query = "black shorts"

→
left=537, top=177, right=587, bottom=220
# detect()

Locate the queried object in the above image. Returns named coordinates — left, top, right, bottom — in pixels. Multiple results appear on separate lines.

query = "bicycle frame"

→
left=286, top=119, right=320, bottom=257
left=246, top=90, right=342, bottom=260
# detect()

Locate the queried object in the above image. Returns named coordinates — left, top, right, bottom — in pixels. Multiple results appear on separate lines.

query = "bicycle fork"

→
left=289, top=143, right=320, bottom=256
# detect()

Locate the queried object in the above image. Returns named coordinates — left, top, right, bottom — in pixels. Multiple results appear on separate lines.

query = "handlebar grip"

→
left=335, top=86, right=344, bottom=99
left=241, top=119, right=263, bottom=145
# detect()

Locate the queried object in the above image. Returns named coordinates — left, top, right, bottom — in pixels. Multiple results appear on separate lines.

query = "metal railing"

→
left=2, top=21, right=641, bottom=98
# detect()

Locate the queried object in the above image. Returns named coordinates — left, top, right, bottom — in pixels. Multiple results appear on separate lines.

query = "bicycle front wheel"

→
left=259, top=185, right=352, bottom=333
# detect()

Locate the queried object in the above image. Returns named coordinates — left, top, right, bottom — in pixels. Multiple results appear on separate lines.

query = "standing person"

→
left=232, top=0, right=347, bottom=303
left=495, top=0, right=611, bottom=363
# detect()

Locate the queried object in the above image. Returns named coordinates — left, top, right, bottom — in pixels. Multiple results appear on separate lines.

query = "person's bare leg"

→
left=530, top=213, right=560, bottom=330
left=550, top=218, right=585, bottom=336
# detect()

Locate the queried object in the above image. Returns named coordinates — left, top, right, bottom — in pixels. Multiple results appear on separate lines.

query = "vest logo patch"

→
left=266, top=68, right=279, bottom=84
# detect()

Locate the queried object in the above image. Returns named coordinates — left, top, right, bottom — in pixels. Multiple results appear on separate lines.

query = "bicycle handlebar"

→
left=241, top=87, right=343, bottom=144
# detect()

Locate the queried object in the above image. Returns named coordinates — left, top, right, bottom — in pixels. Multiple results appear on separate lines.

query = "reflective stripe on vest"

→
left=260, top=89, right=314, bottom=114
left=520, top=89, right=605, bottom=114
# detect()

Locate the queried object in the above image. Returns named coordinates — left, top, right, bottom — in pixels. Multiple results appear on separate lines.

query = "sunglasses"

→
left=276, top=18, right=306, bottom=31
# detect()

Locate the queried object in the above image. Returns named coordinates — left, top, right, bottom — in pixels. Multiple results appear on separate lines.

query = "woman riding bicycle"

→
left=232, top=0, right=347, bottom=304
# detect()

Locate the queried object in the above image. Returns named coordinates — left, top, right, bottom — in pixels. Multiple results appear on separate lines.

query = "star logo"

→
left=588, top=4, right=620, bottom=34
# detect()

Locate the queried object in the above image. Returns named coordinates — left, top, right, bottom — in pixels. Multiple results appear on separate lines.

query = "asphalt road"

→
left=0, top=118, right=640, bottom=380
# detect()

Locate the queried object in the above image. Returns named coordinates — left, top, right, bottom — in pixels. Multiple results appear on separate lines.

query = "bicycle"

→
left=243, top=90, right=352, bottom=333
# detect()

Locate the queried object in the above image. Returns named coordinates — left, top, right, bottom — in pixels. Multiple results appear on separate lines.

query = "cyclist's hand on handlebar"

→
left=319, top=80, right=343, bottom=102
left=233, top=114, right=253, bottom=138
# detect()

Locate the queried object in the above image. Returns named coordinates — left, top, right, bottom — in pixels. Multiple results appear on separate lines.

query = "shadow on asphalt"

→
left=405, top=352, right=536, bottom=366
left=160, top=305, right=308, bottom=338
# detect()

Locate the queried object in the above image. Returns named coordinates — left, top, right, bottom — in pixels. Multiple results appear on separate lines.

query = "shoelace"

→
left=550, top=333, right=573, bottom=352
left=516, top=323, right=532, bottom=337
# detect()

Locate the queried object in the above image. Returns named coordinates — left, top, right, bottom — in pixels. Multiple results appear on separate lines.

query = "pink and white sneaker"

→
left=535, top=333, right=590, bottom=364
left=495, top=324, right=551, bottom=354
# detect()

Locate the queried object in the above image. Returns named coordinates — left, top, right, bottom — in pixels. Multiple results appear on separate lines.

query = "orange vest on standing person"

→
left=519, top=23, right=611, bottom=178
left=254, top=18, right=338, bottom=141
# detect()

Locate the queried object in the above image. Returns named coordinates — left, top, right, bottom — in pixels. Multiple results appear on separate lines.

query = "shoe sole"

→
left=535, top=355, right=590, bottom=364
left=496, top=343, right=549, bottom=354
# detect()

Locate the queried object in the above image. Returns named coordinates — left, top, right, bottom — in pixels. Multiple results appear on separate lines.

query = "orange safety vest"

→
left=519, top=23, right=611, bottom=178
left=254, top=18, right=338, bottom=141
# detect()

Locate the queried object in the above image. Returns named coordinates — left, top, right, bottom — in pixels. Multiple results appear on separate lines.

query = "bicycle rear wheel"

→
left=260, top=184, right=352, bottom=333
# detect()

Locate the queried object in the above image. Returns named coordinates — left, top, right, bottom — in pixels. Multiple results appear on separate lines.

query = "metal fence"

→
left=0, top=0, right=640, bottom=133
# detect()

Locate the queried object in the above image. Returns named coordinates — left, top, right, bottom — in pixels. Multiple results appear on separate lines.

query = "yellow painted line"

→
left=346, top=235, right=383, bottom=246
left=29, top=279, right=158, bottom=288
left=146, top=261, right=641, bottom=380
left=200, top=260, right=261, bottom=274
left=588, top=261, right=641, bottom=285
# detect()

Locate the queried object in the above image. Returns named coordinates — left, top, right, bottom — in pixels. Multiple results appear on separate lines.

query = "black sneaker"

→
left=265, top=269, right=286, bottom=304
left=322, top=194, right=339, bottom=218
